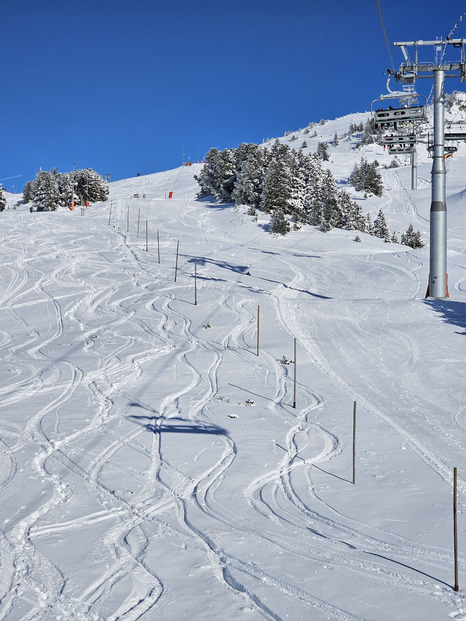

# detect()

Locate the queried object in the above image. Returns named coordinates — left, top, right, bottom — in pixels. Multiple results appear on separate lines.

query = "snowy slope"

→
left=0, top=114, right=466, bottom=621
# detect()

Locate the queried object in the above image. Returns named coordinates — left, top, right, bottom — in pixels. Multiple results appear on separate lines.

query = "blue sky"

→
left=2, top=0, right=466, bottom=191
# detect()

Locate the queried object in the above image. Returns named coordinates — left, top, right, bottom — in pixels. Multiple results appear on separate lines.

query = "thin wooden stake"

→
left=256, top=305, right=260, bottom=356
left=157, top=229, right=161, bottom=263
left=194, top=258, right=198, bottom=305
left=108, top=202, right=112, bottom=226
left=352, top=401, right=357, bottom=485
left=174, top=240, right=179, bottom=282
left=454, top=467, right=460, bottom=591
left=145, top=220, right=148, bottom=251
left=293, top=337, right=297, bottom=408
left=137, top=208, right=141, bottom=238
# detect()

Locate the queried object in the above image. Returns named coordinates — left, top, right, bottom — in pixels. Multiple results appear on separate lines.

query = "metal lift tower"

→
left=392, top=38, right=466, bottom=299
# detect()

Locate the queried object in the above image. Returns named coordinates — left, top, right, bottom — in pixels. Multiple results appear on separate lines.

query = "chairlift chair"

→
left=388, top=144, right=415, bottom=154
left=371, top=89, right=427, bottom=129
left=382, top=134, right=417, bottom=146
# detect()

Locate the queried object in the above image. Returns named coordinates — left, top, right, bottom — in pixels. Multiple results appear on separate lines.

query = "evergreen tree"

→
left=401, top=224, right=425, bottom=248
left=349, top=158, right=383, bottom=197
left=0, top=189, right=6, bottom=212
left=317, top=141, right=330, bottom=161
left=360, top=118, right=375, bottom=145
left=318, top=170, right=342, bottom=231
left=32, top=171, right=60, bottom=211
left=333, top=132, right=339, bottom=146
left=260, top=159, right=291, bottom=214
left=365, top=213, right=373, bottom=234
left=195, top=148, right=221, bottom=199
left=23, top=181, right=33, bottom=203
left=56, top=172, right=74, bottom=207
left=349, top=121, right=364, bottom=134
left=74, top=169, right=109, bottom=203
left=338, top=190, right=366, bottom=231
left=373, top=209, right=390, bottom=241
left=232, top=144, right=269, bottom=209
left=270, top=208, right=290, bottom=235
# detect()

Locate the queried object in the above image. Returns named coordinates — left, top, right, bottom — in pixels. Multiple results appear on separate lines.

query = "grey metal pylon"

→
left=392, top=38, right=466, bottom=298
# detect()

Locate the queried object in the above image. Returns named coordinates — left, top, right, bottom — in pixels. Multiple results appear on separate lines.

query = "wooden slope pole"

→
left=145, top=220, right=148, bottom=252
left=256, top=305, right=260, bottom=356
left=194, top=258, right=198, bottom=306
left=137, top=208, right=141, bottom=238
left=454, top=467, right=460, bottom=592
left=157, top=230, right=161, bottom=263
left=108, top=202, right=112, bottom=226
left=352, top=401, right=357, bottom=485
left=174, top=240, right=179, bottom=282
left=293, top=337, right=297, bottom=409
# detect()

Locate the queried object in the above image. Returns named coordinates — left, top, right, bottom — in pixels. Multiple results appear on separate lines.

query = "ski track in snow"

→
left=0, top=164, right=465, bottom=620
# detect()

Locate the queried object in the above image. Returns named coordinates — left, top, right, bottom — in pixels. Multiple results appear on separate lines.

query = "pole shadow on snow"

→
left=424, top=299, right=466, bottom=335
left=313, top=465, right=352, bottom=485
left=364, top=551, right=451, bottom=590
left=127, top=413, right=229, bottom=437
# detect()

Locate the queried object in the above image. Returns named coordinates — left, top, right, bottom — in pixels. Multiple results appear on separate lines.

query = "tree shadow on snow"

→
left=127, top=413, right=229, bottom=437
left=196, top=197, right=235, bottom=211
left=186, top=255, right=250, bottom=274
left=424, top=299, right=466, bottom=335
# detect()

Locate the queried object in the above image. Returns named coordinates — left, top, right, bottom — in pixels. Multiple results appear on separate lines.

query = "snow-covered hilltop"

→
left=1, top=103, right=466, bottom=620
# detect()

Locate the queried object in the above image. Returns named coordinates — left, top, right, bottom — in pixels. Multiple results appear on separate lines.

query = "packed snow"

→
left=1, top=109, right=466, bottom=620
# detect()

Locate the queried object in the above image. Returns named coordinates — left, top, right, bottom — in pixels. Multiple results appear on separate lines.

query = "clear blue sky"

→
left=2, top=0, right=466, bottom=191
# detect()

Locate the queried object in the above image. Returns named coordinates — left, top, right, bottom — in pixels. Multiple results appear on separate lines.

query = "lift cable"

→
left=375, top=0, right=396, bottom=73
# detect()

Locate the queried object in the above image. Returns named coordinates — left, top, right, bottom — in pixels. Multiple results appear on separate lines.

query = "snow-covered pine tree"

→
left=337, top=190, right=366, bottom=231
left=260, top=159, right=291, bottom=214
left=56, top=172, right=73, bottom=207
left=32, top=171, right=60, bottom=211
left=0, top=188, right=6, bottom=212
left=287, top=149, right=308, bottom=216
left=195, top=148, right=221, bottom=199
left=316, top=141, right=330, bottom=161
left=74, top=169, right=109, bottom=204
left=401, top=224, right=425, bottom=248
left=373, top=209, right=390, bottom=242
left=365, top=213, right=373, bottom=234
left=22, top=181, right=33, bottom=203
left=333, top=132, right=339, bottom=146
left=349, top=158, right=383, bottom=197
left=301, top=152, right=323, bottom=223
left=210, top=149, right=236, bottom=202
left=359, top=118, right=375, bottom=146
left=270, top=207, right=290, bottom=235
left=232, top=143, right=269, bottom=209
left=318, top=170, right=342, bottom=231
